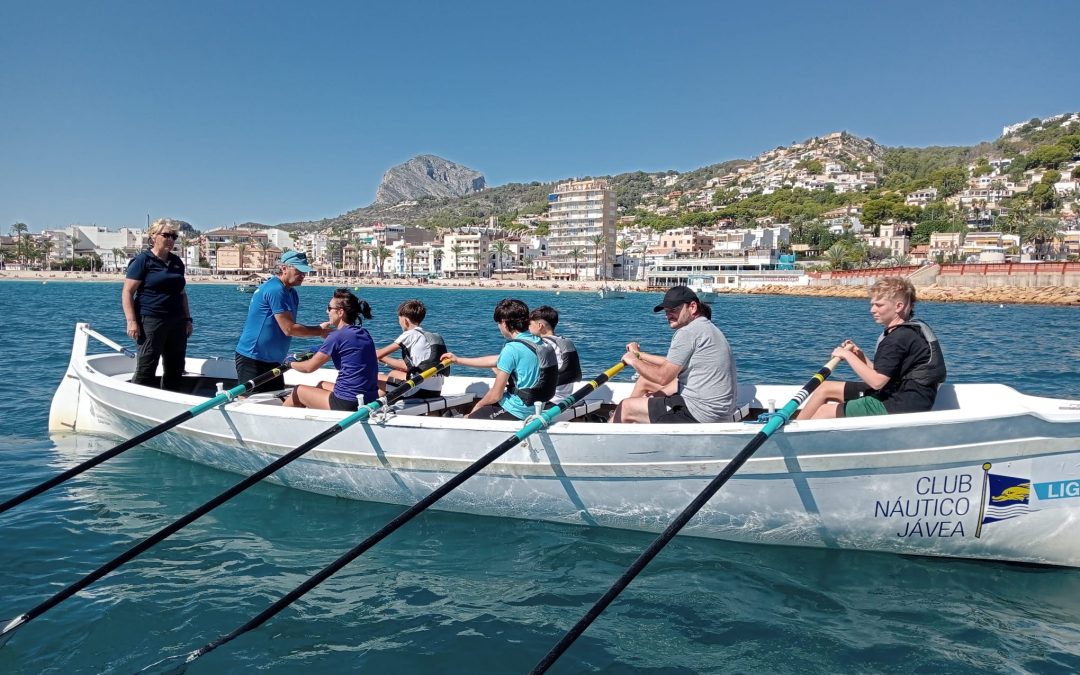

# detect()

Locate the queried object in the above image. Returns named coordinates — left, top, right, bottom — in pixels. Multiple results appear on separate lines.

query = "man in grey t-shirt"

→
left=610, top=286, right=737, bottom=424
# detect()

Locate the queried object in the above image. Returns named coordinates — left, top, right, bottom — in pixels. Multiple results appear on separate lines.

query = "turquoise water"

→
left=1, top=280, right=1079, bottom=674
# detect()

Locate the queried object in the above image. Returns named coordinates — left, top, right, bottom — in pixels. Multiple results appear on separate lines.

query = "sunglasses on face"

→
left=327, top=305, right=342, bottom=311
left=160, top=232, right=178, bottom=239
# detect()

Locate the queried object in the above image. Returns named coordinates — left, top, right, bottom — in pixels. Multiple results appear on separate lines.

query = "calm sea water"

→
left=1, top=280, right=1078, bottom=674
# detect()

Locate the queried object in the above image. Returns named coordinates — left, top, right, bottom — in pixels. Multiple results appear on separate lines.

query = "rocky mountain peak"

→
left=374, top=154, right=485, bottom=205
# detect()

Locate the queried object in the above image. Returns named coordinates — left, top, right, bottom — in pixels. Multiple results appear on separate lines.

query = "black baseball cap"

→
left=653, top=285, right=700, bottom=312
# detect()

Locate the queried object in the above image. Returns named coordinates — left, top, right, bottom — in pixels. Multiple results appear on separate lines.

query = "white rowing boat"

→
left=50, top=323, right=1080, bottom=567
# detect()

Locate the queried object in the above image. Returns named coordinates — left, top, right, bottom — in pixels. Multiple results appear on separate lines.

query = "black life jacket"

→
left=401, top=329, right=448, bottom=378
left=505, top=338, right=558, bottom=406
left=540, top=335, right=582, bottom=386
left=894, top=318, right=947, bottom=388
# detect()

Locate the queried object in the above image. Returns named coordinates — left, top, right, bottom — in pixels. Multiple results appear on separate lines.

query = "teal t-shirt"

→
left=496, top=334, right=543, bottom=419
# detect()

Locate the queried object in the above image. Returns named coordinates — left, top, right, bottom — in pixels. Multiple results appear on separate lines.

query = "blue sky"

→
left=2, top=0, right=1077, bottom=232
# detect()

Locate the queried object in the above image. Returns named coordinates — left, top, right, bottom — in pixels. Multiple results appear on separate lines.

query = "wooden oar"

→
left=139, top=362, right=626, bottom=674
left=529, top=354, right=846, bottom=674
left=0, top=357, right=304, bottom=517
left=0, top=359, right=450, bottom=649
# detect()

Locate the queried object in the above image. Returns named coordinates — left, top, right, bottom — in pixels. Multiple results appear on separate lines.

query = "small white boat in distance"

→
left=687, top=276, right=718, bottom=303
left=598, top=285, right=627, bottom=300
left=237, top=283, right=258, bottom=293
left=49, top=323, right=1080, bottom=567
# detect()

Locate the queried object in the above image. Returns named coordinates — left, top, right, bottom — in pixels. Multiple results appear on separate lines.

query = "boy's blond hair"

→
left=869, top=277, right=916, bottom=318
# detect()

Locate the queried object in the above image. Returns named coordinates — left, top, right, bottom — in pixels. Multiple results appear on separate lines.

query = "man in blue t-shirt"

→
left=445, top=298, right=554, bottom=420
left=234, top=250, right=331, bottom=393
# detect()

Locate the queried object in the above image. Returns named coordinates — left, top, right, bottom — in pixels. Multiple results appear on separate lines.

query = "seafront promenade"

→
left=3, top=269, right=1079, bottom=305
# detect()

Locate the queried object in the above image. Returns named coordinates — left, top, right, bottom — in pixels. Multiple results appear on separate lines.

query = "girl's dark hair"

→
left=493, top=298, right=530, bottom=333
left=334, top=288, right=372, bottom=325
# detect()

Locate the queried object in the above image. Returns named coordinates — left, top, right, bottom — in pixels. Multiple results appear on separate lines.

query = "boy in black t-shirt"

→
left=799, top=277, right=945, bottom=419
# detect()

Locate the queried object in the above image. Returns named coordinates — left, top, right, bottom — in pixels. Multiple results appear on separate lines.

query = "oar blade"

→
left=0, top=614, right=27, bottom=648
left=137, top=650, right=198, bottom=675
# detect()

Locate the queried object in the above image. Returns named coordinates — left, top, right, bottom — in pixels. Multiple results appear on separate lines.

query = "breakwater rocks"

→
left=741, top=284, right=1080, bottom=306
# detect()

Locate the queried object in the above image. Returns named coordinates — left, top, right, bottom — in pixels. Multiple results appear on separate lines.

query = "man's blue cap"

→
left=279, top=250, right=313, bottom=273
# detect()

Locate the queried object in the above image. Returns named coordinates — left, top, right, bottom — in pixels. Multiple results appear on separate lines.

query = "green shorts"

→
left=842, top=395, right=888, bottom=417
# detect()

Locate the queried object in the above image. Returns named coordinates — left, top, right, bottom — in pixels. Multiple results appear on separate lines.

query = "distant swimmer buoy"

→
left=555, top=291, right=560, bottom=295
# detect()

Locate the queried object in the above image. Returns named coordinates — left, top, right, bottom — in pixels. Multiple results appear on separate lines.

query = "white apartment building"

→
left=546, top=179, right=617, bottom=280
left=442, top=232, right=492, bottom=278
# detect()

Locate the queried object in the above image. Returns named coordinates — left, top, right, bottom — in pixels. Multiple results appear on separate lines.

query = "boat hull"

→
left=50, top=323, right=1080, bottom=566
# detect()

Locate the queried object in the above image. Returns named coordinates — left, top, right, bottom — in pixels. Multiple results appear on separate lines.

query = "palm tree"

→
left=112, top=247, right=125, bottom=272
left=589, top=234, right=607, bottom=280
left=449, top=244, right=463, bottom=277
left=432, top=248, right=444, bottom=277
left=490, top=239, right=511, bottom=279
left=405, top=248, right=418, bottom=277
left=325, top=241, right=342, bottom=277
left=618, top=238, right=634, bottom=280
left=10, top=223, right=28, bottom=264
left=236, top=242, right=248, bottom=275
left=568, top=247, right=584, bottom=281
left=1027, top=217, right=1061, bottom=260
left=376, top=245, right=391, bottom=277
left=824, top=243, right=849, bottom=271
left=257, top=238, right=273, bottom=272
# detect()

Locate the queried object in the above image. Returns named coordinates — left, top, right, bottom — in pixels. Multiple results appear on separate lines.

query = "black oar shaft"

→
left=0, top=361, right=447, bottom=644
left=168, top=362, right=625, bottom=667
left=530, top=356, right=843, bottom=674
left=1, top=365, right=287, bottom=517
left=0, top=412, right=190, bottom=515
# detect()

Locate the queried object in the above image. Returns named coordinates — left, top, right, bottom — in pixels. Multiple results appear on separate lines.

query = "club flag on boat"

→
left=975, top=462, right=1031, bottom=537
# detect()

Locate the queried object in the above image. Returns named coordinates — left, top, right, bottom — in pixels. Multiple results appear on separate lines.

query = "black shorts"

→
left=235, top=353, right=285, bottom=394
left=647, top=395, right=699, bottom=424
left=328, top=392, right=359, bottom=412
left=467, top=404, right=520, bottom=421
left=386, top=376, right=441, bottom=399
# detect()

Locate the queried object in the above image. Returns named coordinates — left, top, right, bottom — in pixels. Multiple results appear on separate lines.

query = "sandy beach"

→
left=2, top=269, right=1078, bottom=305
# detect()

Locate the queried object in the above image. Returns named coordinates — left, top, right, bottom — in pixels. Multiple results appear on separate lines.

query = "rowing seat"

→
left=553, top=398, right=604, bottom=422
left=394, top=394, right=478, bottom=416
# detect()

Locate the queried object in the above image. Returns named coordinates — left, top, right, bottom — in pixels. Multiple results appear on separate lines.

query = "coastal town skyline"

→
left=3, top=0, right=1079, bottom=230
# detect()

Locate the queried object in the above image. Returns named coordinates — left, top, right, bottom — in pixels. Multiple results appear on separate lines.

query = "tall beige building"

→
left=547, top=179, right=616, bottom=280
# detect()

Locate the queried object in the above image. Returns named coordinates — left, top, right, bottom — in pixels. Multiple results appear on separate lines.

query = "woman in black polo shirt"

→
left=121, top=219, right=193, bottom=392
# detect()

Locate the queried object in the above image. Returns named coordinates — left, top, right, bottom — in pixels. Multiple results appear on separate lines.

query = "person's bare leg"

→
left=798, top=380, right=845, bottom=419
left=284, top=384, right=334, bottom=410
left=610, top=397, right=651, bottom=424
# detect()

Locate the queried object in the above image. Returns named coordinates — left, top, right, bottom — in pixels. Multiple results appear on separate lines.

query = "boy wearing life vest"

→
left=528, top=305, right=582, bottom=405
left=800, top=277, right=946, bottom=419
left=376, top=299, right=447, bottom=399
left=445, top=298, right=558, bottom=421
